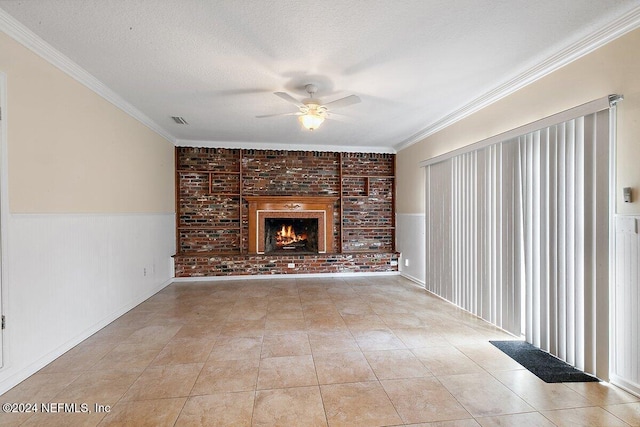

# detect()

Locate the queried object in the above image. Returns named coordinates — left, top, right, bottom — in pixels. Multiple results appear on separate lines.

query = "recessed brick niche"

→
left=173, top=147, right=397, bottom=277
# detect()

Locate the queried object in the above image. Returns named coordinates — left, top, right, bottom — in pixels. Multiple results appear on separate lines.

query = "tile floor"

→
left=1, top=275, right=639, bottom=426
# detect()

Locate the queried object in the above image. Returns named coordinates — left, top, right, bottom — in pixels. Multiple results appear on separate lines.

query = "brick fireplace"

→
left=173, top=148, right=398, bottom=277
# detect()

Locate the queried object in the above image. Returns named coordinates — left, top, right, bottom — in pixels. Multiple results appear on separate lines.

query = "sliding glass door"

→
left=423, top=97, right=615, bottom=379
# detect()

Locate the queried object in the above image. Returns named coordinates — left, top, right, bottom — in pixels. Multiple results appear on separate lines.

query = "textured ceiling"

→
left=1, top=0, right=639, bottom=152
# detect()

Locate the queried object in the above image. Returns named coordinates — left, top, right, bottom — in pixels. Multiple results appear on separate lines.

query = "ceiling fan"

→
left=257, top=84, right=361, bottom=131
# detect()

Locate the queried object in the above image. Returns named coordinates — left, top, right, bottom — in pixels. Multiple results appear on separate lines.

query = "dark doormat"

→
left=490, top=340, right=600, bottom=383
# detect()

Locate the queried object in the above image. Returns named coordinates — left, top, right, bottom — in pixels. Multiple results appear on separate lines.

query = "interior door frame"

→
left=608, top=99, right=621, bottom=388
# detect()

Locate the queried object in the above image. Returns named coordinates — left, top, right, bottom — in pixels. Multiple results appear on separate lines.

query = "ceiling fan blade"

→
left=326, top=113, right=353, bottom=123
left=274, top=92, right=304, bottom=107
left=323, top=94, right=361, bottom=110
left=256, top=112, right=299, bottom=118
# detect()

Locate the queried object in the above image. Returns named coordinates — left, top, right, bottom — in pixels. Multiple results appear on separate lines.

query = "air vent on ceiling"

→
left=171, top=116, right=188, bottom=125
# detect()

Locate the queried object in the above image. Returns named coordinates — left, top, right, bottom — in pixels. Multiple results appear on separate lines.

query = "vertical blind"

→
left=423, top=100, right=612, bottom=378
left=425, top=142, right=522, bottom=336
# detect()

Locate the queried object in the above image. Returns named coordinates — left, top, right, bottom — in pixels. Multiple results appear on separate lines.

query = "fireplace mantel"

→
left=245, top=196, right=338, bottom=254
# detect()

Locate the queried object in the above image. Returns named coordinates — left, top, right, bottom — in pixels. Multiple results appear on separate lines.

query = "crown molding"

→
left=394, top=5, right=640, bottom=151
left=0, top=8, right=176, bottom=144
left=175, top=139, right=396, bottom=154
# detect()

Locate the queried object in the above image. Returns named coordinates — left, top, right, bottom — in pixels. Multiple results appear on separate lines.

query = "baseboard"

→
left=400, top=272, right=425, bottom=286
left=610, top=374, right=640, bottom=398
left=422, top=286, right=520, bottom=339
left=0, top=277, right=173, bottom=396
left=172, top=271, right=401, bottom=283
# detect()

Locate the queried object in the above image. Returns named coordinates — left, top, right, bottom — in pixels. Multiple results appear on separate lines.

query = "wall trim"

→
left=0, top=8, right=175, bottom=145
left=175, top=139, right=396, bottom=154
left=396, top=212, right=426, bottom=284
left=610, top=374, right=640, bottom=398
left=400, top=272, right=425, bottom=287
left=0, top=72, right=8, bottom=369
left=0, top=277, right=173, bottom=395
left=423, top=285, right=520, bottom=338
left=611, top=214, right=640, bottom=397
left=394, top=5, right=640, bottom=151
left=9, top=212, right=175, bottom=218
left=172, top=271, right=400, bottom=283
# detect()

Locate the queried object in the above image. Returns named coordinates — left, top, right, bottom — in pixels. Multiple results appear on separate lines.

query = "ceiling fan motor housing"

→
left=305, top=84, right=318, bottom=95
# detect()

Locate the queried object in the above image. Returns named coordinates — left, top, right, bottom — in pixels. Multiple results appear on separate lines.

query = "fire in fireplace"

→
left=265, top=218, right=319, bottom=253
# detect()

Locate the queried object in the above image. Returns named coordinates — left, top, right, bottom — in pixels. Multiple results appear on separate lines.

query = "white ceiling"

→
left=1, top=1, right=639, bottom=152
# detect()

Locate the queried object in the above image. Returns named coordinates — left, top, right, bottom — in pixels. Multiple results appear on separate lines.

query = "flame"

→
left=276, top=223, right=307, bottom=247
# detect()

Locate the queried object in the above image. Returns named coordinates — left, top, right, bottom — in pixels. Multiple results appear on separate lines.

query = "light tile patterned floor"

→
left=1, top=275, right=639, bottom=426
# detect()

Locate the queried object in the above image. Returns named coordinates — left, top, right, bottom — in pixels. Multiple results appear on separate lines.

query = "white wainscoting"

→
left=612, top=215, right=640, bottom=396
left=396, top=213, right=425, bottom=285
left=0, top=212, right=175, bottom=395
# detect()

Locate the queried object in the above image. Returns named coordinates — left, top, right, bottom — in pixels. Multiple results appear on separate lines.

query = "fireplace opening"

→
left=264, top=218, right=319, bottom=253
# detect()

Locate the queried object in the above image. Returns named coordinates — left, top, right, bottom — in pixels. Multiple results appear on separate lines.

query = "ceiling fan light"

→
left=299, top=112, right=325, bottom=131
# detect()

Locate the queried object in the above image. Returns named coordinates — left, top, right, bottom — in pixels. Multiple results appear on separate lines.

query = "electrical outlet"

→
left=404, top=259, right=410, bottom=267
left=143, top=267, right=147, bottom=276
left=287, top=263, right=295, bottom=268
left=618, top=217, right=638, bottom=234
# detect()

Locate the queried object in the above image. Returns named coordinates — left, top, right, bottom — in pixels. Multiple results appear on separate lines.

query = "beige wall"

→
left=0, top=32, right=175, bottom=214
left=397, top=27, right=640, bottom=215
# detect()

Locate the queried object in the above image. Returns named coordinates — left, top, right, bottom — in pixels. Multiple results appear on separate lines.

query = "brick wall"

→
left=175, top=253, right=398, bottom=276
left=241, top=150, right=342, bottom=252
left=174, top=147, right=396, bottom=277
left=241, top=150, right=340, bottom=196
